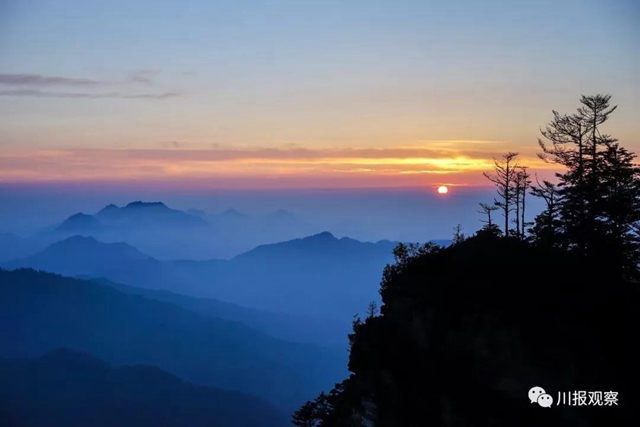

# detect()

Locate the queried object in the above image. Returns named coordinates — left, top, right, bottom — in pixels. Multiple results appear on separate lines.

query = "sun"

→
left=437, top=185, right=448, bottom=194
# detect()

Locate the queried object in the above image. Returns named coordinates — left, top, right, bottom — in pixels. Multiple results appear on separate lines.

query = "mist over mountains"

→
left=0, top=187, right=503, bottom=253
left=1, top=200, right=449, bottom=349
left=0, top=269, right=346, bottom=413
left=0, top=198, right=450, bottom=426
left=2, top=231, right=406, bottom=326
left=54, top=202, right=207, bottom=235
left=30, top=201, right=325, bottom=260
left=90, top=278, right=346, bottom=348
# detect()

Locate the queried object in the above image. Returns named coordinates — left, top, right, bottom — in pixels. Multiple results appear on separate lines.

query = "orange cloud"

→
left=0, top=142, right=560, bottom=189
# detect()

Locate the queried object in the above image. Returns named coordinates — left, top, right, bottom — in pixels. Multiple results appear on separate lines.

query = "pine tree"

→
left=537, top=94, right=618, bottom=254
left=529, top=177, right=563, bottom=248
left=598, top=143, right=640, bottom=278
left=515, top=167, right=532, bottom=236
left=452, top=224, right=466, bottom=244
left=477, top=202, right=501, bottom=237
left=483, top=152, right=519, bottom=237
left=534, top=94, right=640, bottom=279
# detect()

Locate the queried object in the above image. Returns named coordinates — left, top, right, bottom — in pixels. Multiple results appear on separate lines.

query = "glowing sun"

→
left=437, top=185, right=449, bottom=194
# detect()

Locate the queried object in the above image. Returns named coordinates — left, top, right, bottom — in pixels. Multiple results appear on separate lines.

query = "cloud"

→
left=74, top=144, right=514, bottom=163
left=0, top=71, right=177, bottom=99
left=2, top=142, right=545, bottom=166
left=0, top=73, right=101, bottom=87
left=0, top=89, right=180, bottom=99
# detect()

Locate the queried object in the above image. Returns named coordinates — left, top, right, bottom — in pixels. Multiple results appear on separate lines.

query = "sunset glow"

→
left=0, top=145, right=559, bottom=188
left=0, top=1, right=637, bottom=191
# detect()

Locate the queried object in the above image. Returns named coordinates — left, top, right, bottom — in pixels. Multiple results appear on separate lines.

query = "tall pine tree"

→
left=535, top=94, right=640, bottom=279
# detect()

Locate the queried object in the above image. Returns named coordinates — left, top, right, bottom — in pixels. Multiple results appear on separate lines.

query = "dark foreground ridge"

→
left=0, top=349, right=288, bottom=427
left=293, top=234, right=635, bottom=426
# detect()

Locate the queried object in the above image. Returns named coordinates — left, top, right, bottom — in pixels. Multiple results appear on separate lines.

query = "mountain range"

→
left=0, top=268, right=346, bottom=413
left=0, top=200, right=453, bottom=424
left=57, top=201, right=208, bottom=231
left=41, top=202, right=321, bottom=259
left=2, top=202, right=450, bottom=349
left=9, top=201, right=451, bottom=260
left=2, top=232, right=401, bottom=322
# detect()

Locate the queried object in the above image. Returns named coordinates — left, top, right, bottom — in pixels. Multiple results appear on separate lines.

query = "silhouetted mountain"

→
left=56, top=213, right=103, bottom=233
left=95, top=201, right=208, bottom=228
left=0, top=269, right=345, bottom=412
left=3, top=236, right=157, bottom=277
left=94, top=203, right=120, bottom=219
left=28, top=202, right=212, bottom=260
left=50, top=202, right=207, bottom=238
left=292, top=234, right=634, bottom=426
left=0, top=349, right=288, bottom=427
left=91, top=277, right=347, bottom=348
left=235, top=231, right=397, bottom=261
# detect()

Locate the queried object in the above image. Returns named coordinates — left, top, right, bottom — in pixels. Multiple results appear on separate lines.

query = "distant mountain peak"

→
left=56, top=213, right=102, bottom=232
left=67, top=212, right=91, bottom=220
left=95, top=204, right=120, bottom=217
left=4, top=235, right=156, bottom=274
left=125, top=201, right=168, bottom=209
left=61, top=235, right=98, bottom=244
left=54, top=201, right=206, bottom=234
left=231, top=231, right=398, bottom=265
left=308, top=231, right=336, bottom=240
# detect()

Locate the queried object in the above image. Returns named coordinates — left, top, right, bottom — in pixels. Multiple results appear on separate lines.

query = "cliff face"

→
left=303, top=236, right=634, bottom=427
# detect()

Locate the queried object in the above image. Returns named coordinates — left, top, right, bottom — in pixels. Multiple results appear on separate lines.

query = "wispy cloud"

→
left=0, top=71, right=178, bottom=100
left=0, top=89, right=180, bottom=99
left=0, top=73, right=101, bottom=87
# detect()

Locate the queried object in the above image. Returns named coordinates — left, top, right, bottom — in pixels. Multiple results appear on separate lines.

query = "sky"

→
left=0, top=0, right=639, bottom=191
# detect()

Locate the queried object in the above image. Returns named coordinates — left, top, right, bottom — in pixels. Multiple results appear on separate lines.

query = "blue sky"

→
left=0, top=0, right=638, bottom=188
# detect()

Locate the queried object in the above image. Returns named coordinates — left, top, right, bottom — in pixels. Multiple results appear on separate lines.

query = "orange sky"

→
left=0, top=141, right=560, bottom=189
left=1, top=1, right=637, bottom=190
